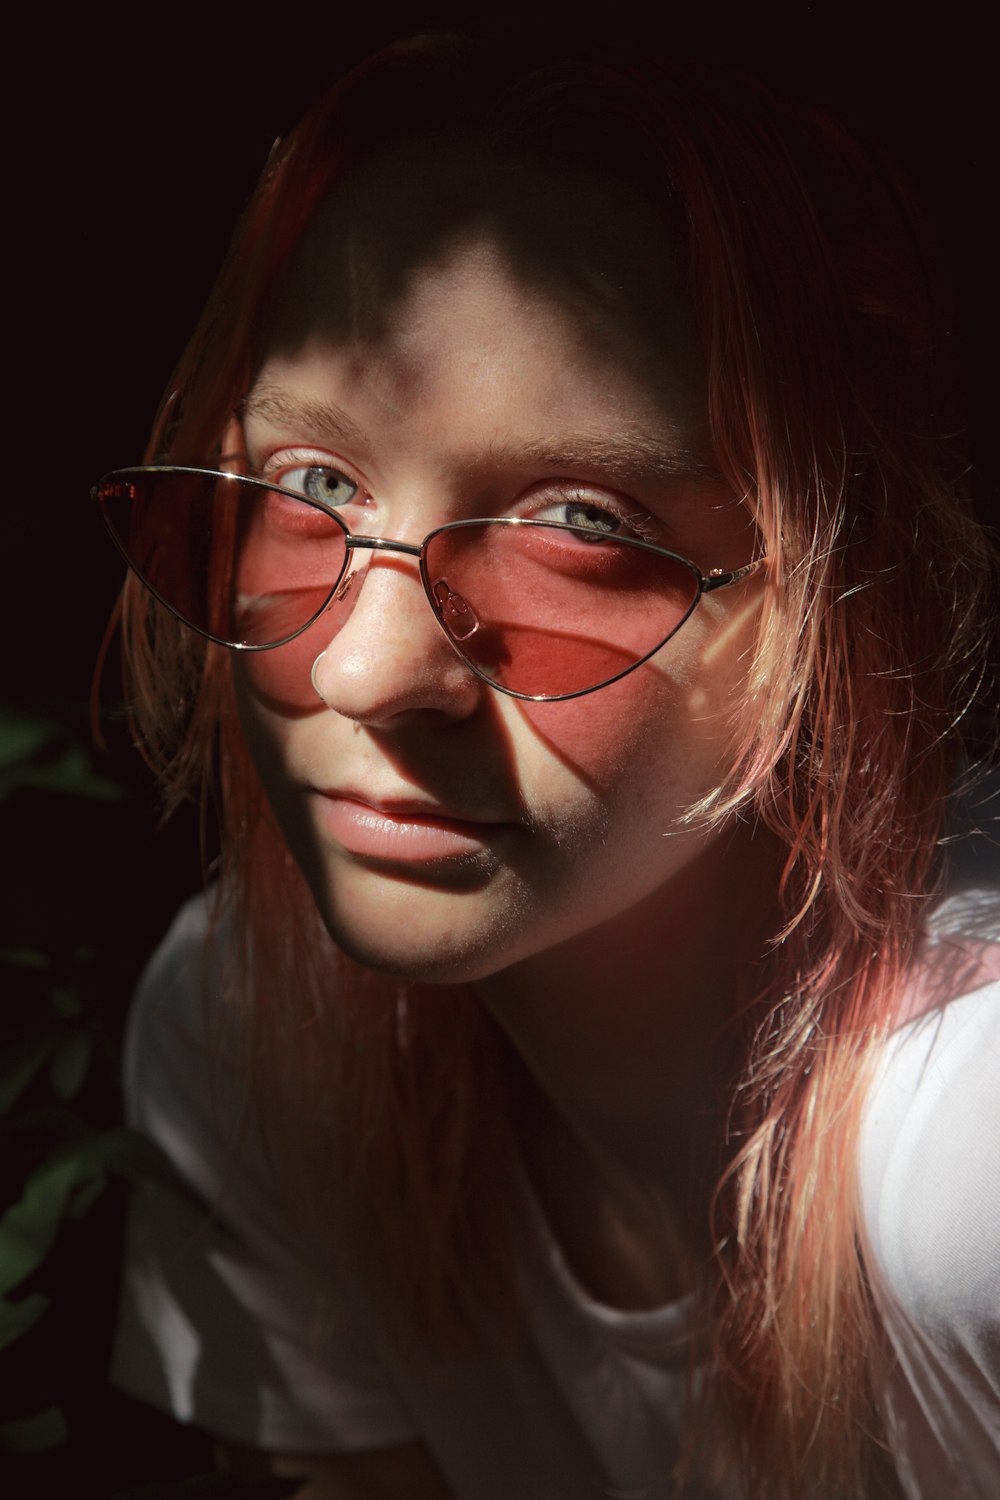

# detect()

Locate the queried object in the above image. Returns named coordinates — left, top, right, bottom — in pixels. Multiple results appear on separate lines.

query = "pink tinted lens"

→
left=97, top=470, right=348, bottom=646
left=424, top=520, right=701, bottom=697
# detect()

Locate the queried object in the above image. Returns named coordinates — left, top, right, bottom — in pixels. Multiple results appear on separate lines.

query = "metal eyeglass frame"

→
left=95, top=464, right=765, bottom=703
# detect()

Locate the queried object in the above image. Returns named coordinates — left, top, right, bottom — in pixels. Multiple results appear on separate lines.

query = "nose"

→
left=309, top=553, right=485, bottom=725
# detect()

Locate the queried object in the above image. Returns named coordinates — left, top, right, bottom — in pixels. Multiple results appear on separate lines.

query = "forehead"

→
left=261, top=137, right=702, bottom=407
left=252, top=237, right=716, bottom=487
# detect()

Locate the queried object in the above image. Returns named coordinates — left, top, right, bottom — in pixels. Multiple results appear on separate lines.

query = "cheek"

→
left=231, top=670, right=331, bottom=904
left=237, top=609, right=335, bottom=714
left=231, top=669, right=293, bottom=809
left=513, top=644, right=735, bottom=816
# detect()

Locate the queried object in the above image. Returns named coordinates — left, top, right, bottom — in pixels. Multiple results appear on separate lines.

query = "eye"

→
left=274, top=464, right=359, bottom=510
left=543, top=499, right=619, bottom=536
left=529, top=488, right=657, bottom=545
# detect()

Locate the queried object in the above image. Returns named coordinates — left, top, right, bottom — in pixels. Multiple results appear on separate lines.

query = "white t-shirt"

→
left=111, top=854, right=1000, bottom=1498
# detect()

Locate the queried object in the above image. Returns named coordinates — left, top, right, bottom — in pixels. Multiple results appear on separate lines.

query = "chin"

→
left=323, top=922, right=516, bottom=989
left=306, top=870, right=529, bottom=989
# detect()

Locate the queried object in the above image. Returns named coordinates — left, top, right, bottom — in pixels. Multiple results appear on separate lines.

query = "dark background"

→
left=2, top=4, right=996, bottom=1491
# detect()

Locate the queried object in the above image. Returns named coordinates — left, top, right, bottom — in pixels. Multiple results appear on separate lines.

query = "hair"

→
left=114, top=35, right=996, bottom=1499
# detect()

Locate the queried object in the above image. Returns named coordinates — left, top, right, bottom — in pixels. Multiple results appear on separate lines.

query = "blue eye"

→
left=558, top=501, right=619, bottom=533
left=277, top=465, right=358, bottom=509
left=532, top=497, right=624, bottom=538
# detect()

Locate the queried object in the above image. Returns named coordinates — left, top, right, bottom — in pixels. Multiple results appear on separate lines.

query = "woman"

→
left=100, top=35, right=999, bottom=1500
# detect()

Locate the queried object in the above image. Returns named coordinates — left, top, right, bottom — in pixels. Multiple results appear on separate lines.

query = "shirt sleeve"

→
left=110, top=893, right=417, bottom=1455
left=860, top=977, right=1000, bottom=1500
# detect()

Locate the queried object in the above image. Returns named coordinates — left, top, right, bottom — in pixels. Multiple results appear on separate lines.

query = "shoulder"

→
left=114, top=893, right=415, bottom=1453
left=860, top=797, right=1000, bottom=1336
left=122, top=887, right=308, bottom=1253
left=858, top=825, right=1000, bottom=1492
left=122, top=888, right=242, bottom=1188
left=125, top=885, right=227, bottom=1053
left=860, top=979, right=1000, bottom=1331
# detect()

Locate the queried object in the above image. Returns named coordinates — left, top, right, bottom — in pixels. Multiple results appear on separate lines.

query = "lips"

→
left=309, top=789, right=516, bottom=863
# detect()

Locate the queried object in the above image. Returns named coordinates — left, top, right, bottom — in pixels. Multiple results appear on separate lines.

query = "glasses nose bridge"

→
left=338, top=531, right=431, bottom=610
left=344, top=533, right=424, bottom=563
left=335, top=534, right=431, bottom=609
left=334, top=528, right=484, bottom=685
left=335, top=527, right=443, bottom=622
left=323, top=528, right=476, bottom=703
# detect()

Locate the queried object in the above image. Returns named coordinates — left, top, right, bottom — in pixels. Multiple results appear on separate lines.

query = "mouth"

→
left=309, top=790, right=518, bottom=865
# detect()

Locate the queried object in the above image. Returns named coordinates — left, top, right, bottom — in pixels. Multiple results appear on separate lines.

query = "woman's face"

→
left=233, top=160, right=765, bottom=986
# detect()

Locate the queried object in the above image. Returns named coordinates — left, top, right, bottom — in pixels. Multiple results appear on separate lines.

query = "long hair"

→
left=115, top=37, right=996, bottom=1497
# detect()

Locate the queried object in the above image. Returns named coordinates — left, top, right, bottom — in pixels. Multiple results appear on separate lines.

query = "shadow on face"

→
left=261, top=134, right=711, bottom=456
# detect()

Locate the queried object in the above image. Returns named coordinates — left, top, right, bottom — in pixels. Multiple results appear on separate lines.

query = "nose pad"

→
left=334, top=570, right=357, bottom=604
left=432, top=578, right=480, bottom=642
left=322, top=557, right=364, bottom=627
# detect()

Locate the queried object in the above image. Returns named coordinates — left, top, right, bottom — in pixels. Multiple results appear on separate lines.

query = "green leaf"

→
left=0, top=709, right=58, bottom=772
left=68, top=1126, right=178, bottom=1186
left=0, top=746, right=125, bottom=801
left=0, top=1405, right=68, bottom=1454
left=65, top=1171, right=106, bottom=1222
left=0, top=1034, right=54, bottom=1116
left=49, top=1029, right=93, bottom=1101
left=0, top=947, right=49, bottom=971
left=50, top=984, right=82, bottom=1020
left=0, top=1290, right=50, bottom=1350
left=0, top=1129, right=181, bottom=1298
left=0, top=1156, right=85, bottom=1296
left=0, top=704, right=128, bottom=801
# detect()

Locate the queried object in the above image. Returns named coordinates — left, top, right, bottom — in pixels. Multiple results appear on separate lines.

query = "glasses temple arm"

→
left=700, top=557, right=765, bottom=593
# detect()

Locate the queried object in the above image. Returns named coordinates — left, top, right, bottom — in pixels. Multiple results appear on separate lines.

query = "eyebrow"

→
left=241, top=388, right=371, bottom=448
left=488, top=434, right=721, bottom=486
left=241, top=388, right=721, bottom=486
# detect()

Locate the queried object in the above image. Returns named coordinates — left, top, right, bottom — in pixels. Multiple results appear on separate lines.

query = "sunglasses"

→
left=94, top=465, right=762, bottom=703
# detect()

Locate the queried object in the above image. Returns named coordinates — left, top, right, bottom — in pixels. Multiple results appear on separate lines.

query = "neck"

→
left=477, top=817, right=781, bottom=1300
